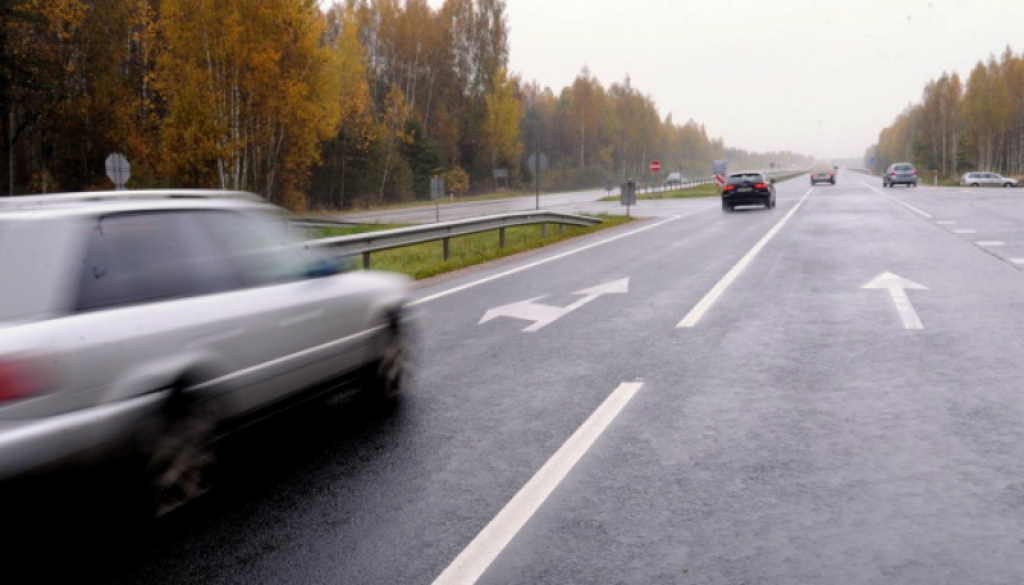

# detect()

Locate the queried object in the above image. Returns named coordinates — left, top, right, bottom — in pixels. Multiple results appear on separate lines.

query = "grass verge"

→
left=316, top=214, right=633, bottom=280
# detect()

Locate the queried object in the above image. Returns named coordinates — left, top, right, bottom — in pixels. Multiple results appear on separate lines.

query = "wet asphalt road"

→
left=12, top=173, right=1024, bottom=584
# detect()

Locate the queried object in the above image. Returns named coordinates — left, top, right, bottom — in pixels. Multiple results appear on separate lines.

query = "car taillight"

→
left=0, top=357, right=49, bottom=403
left=723, top=185, right=736, bottom=192
left=911, top=171, right=917, bottom=176
left=891, top=172, right=897, bottom=176
left=754, top=183, right=767, bottom=189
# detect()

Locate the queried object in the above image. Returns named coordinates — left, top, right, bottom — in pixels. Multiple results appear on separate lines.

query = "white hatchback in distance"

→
left=960, top=172, right=1018, bottom=187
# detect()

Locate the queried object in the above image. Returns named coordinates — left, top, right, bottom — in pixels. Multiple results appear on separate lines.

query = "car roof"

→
left=0, top=189, right=277, bottom=220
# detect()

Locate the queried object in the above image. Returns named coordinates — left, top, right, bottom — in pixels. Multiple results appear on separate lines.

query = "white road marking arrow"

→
left=478, top=278, right=629, bottom=332
left=862, top=271, right=928, bottom=330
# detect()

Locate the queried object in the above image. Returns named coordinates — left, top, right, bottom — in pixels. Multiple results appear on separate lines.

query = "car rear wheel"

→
left=721, top=201, right=731, bottom=212
left=970, top=183, right=979, bottom=187
left=145, top=396, right=218, bottom=518
left=1004, top=183, right=1013, bottom=188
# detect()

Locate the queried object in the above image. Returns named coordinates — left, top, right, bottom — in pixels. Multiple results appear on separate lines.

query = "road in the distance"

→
left=13, top=171, right=1024, bottom=584
left=333, top=183, right=702, bottom=224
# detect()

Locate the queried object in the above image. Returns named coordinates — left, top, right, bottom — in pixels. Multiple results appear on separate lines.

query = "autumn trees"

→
left=870, top=47, right=1024, bottom=179
left=2, top=0, right=807, bottom=210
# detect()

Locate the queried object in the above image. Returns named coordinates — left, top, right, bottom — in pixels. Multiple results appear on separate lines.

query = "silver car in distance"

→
left=0, top=190, right=412, bottom=516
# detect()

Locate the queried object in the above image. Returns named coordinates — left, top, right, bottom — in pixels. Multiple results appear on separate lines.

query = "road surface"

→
left=11, top=171, right=1024, bottom=584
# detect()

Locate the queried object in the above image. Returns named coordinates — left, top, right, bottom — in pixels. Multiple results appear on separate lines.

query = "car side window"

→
left=190, top=210, right=315, bottom=288
left=75, top=211, right=236, bottom=312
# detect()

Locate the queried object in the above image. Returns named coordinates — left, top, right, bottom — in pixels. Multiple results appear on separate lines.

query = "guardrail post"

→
left=541, top=224, right=547, bottom=238
left=443, top=237, right=450, bottom=260
left=558, top=224, right=564, bottom=234
left=362, top=251, right=371, bottom=269
left=499, top=227, right=506, bottom=248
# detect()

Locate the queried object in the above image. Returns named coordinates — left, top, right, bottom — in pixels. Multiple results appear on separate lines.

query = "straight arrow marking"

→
left=862, top=271, right=927, bottom=330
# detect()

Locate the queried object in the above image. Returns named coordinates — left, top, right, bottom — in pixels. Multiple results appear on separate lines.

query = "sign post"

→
left=528, top=151, right=548, bottom=210
left=430, top=176, right=445, bottom=222
left=621, top=178, right=636, bottom=217
left=712, top=159, right=728, bottom=189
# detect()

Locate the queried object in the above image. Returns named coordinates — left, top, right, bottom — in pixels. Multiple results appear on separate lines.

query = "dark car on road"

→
left=883, top=162, right=918, bottom=187
left=722, top=170, right=776, bottom=211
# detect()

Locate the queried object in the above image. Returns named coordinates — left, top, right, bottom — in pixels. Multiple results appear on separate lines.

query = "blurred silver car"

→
left=0, top=190, right=411, bottom=515
left=883, top=162, right=918, bottom=187
left=960, top=172, right=1018, bottom=187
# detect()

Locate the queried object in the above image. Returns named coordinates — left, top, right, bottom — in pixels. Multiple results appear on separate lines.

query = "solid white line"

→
left=676, top=189, right=813, bottom=328
left=953, top=229, right=977, bottom=234
left=431, top=381, right=644, bottom=585
left=410, top=212, right=698, bottom=306
left=977, top=241, right=1006, bottom=247
left=861, top=182, right=933, bottom=218
left=889, top=288, right=924, bottom=330
left=1011, top=258, right=1024, bottom=265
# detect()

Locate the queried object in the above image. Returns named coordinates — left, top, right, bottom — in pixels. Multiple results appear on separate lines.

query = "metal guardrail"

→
left=290, top=217, right=364, bottom=229
left=309, top=210, right=602, bottom=269
left=632, top=169, right=806, bottom=195
left=635, top=177, right=716, bottom=194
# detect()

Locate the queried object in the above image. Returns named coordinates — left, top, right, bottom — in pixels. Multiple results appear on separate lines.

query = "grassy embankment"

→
left=316, top=214, right=633, bottom=280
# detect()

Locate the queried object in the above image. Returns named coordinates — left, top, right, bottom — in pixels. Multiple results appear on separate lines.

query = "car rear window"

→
left=0, top=220, right=67, bottom=323
left=895, top=164, right=914, bottom=171
left=728, top=173, right=764, bottom=184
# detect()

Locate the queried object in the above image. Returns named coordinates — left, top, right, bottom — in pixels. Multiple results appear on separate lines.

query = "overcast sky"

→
left=331, top=0, right=1024, bottom=160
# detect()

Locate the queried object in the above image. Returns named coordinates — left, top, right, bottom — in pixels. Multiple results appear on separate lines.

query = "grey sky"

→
left=329, top=0, right=1024, bottom=159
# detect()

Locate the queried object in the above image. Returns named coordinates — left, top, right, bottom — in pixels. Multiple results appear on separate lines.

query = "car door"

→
left=188, top=210, right=361, bottom=413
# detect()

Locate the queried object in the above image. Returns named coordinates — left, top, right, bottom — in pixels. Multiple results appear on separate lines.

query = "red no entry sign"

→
left=649, top=160, right=661, bottom=173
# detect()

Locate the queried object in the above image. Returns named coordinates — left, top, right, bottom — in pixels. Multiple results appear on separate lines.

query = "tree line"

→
left=868, top=47, right=1024, bottom=179
left=0, top=0, right=810, bottom=210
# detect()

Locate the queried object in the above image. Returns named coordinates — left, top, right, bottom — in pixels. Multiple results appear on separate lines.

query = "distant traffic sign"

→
left=649, top=160, right=661, bottom=173
left=714, top=174, right=726, bottom=187
left=105, top=153, right=130, bottom=190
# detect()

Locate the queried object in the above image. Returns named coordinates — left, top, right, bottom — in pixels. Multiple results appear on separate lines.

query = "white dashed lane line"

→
left=953, top=229, right=977, bottom=234
left=432, top=381, right=644, bottom=585
left=977, top=241, right=1006, bottom=247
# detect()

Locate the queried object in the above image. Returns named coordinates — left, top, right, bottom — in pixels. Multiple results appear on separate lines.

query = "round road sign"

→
left=649, top=160, right=661, bottom=173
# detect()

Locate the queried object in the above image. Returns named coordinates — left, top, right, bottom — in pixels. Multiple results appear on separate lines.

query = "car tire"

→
left=722, top=201, right=731, bottom=212
left=365, top=315, right=408, bottom=407
left=1005, top=183, right=1013, bottom=188
left=145, top=394, right=219, bottom=518
left=970, top=183, right=979, bottom=187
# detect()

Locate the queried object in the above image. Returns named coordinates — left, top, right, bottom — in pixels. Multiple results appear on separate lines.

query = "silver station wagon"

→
left=959, top=172, right=1018, bottom=187
left=0, top=190, right=411, bottom=515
